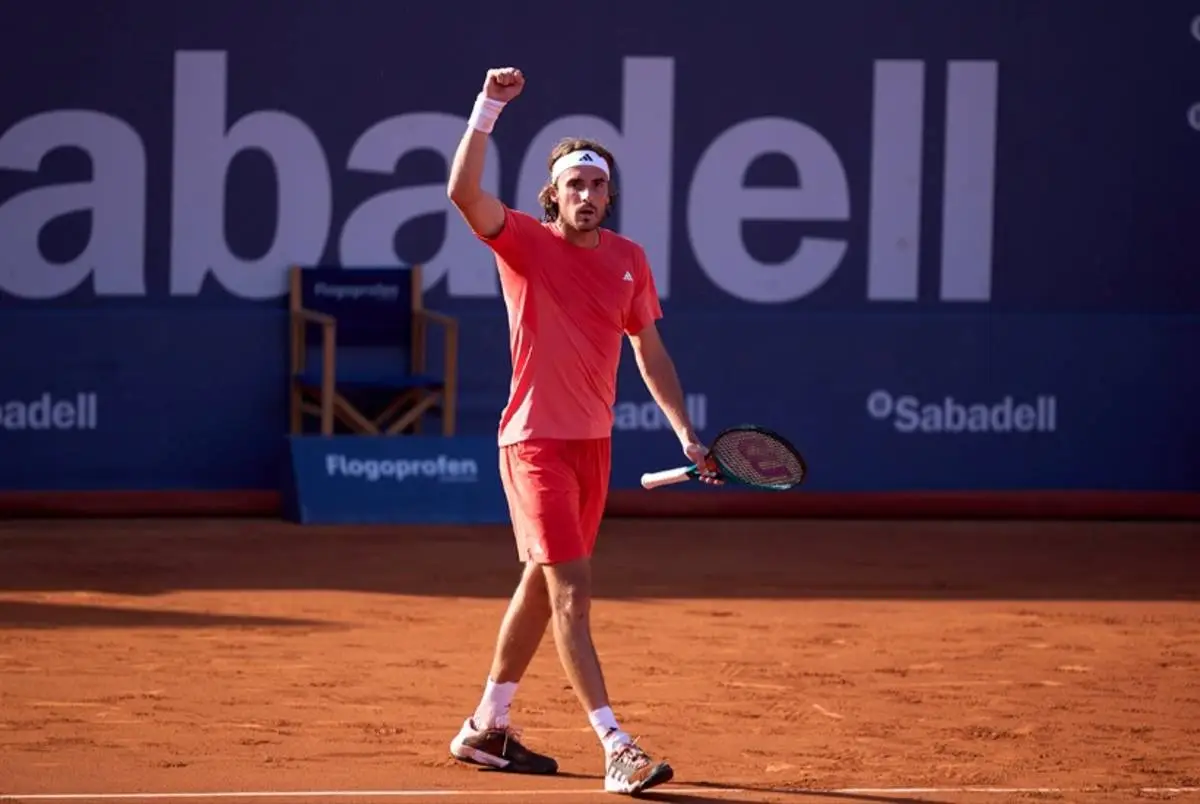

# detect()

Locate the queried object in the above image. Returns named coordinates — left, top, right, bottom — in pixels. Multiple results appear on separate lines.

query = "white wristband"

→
left=468, top=93, right=507, bottom=134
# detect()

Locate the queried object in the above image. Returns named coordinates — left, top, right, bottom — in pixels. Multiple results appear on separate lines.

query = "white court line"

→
left=3, top=793, right=707, bottom=801
left=2, top=787, right=1200, bottom=800
left=2, top=793, right=711, bottom=801
left=840, top=791, right=1200, bottom=798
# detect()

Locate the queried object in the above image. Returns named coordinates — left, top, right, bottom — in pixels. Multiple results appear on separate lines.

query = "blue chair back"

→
left=296, top=266, right=418, bottom=350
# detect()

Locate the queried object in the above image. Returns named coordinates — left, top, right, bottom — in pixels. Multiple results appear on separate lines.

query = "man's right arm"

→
left=447, top=126, right=505, bottom=239
left=447, top=68, right=525, bottom=240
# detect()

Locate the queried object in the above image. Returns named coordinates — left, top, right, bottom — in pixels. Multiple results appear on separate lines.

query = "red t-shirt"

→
left=477, top=206, right=663, bottom=446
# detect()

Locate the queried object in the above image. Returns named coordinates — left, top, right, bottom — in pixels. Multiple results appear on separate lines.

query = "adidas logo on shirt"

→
left=622, top=271, right=633, bottom=282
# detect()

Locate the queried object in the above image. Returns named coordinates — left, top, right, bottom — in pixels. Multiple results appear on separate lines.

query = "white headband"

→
left=550, top=149, right=610, bottom=183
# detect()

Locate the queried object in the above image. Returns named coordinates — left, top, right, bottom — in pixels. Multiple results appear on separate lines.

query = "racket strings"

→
left=712, top=431, right=806, bottom=489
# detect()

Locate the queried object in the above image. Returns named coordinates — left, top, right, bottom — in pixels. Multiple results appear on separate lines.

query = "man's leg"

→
left=540, top=437, right=674, bottom=795
left=449, top=567, right=558, bottom=773
left=448, top=443, right=562, bottom=775
left=472, top=560, right=551, bottom=727
left=541, top=556, right=616, bottom=736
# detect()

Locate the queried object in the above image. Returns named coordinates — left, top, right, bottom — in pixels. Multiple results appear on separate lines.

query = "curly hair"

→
left=537, top=137, right=619, bottom=223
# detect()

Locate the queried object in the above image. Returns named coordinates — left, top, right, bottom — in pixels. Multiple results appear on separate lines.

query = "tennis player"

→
left=444, top=67, right=717, bottom=796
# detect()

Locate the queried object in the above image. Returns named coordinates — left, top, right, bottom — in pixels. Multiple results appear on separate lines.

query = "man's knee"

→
left=544, top=558, right=592, bottom=624
left=520, top=560, right=547, bottom=589
left=514, top=561, right=552, bottom=609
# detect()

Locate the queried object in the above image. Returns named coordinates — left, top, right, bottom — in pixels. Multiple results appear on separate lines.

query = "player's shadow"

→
left=1, top=518, right=1197, bottom=602
left=481, top=771, right=951, bottom=803
left=0, top=599, right=332, bottom=630
left=640, top=783, right=952, bottom=803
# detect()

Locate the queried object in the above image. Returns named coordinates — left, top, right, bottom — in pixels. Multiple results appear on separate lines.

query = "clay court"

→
left=1, top=517, right=1198, bottom=803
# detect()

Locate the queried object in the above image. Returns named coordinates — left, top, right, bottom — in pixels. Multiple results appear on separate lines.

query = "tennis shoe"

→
left=449, top=717, right=558, bottom=775
left=604, top=736, right=674, bottom=794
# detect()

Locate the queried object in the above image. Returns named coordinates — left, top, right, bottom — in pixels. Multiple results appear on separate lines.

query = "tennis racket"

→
left=640, top=424, right=808, bottom=491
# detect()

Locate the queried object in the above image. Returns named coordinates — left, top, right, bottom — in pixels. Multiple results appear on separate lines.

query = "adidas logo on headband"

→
left=550, top=149, right=610, bottom=182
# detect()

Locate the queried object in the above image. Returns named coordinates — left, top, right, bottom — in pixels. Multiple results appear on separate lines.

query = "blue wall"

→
left=2, top=1, right=1197, bottom=493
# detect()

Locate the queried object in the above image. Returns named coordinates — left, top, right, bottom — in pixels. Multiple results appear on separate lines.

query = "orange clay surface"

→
left=1, top=517, right=1198, bottom=804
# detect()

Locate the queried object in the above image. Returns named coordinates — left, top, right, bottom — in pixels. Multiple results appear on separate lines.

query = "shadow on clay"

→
left=642, top=780, right=952, bottom=803
left=2, top=519, right=1195, bottom=603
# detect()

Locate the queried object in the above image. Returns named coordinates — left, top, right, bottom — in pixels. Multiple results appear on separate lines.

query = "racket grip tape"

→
left=640, top=466, right=695, bottom=489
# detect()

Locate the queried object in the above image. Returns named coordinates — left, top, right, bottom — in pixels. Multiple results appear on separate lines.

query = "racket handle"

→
left=640, top=466, right=695, bottom=489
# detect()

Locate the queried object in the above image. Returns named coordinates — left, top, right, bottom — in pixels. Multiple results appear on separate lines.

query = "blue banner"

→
left=608, top=313, right=1199, bottom=492
left=1, top=1, right=1196, bottom=494
left=283, top=436, right=508, bottom=524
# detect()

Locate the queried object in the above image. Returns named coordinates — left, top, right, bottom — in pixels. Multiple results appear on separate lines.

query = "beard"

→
left=565, top=205, right=602, bottom=231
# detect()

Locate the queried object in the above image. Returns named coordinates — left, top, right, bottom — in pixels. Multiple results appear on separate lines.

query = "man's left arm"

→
left=628, top=322, right=699, bottom=448
left=624, top=251, right=717, bottom=479
left=628, top=324, right=719, bottom=482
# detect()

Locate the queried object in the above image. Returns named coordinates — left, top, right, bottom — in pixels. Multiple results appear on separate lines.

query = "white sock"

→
left=473, top=679, right=518, bottom=729
left=588, top=706, right=630, bottom=752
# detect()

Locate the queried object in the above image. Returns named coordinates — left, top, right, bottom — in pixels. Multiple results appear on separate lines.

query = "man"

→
left=444, top=66, right=716, bottom=796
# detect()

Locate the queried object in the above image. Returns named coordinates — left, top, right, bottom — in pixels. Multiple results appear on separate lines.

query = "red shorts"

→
left=499, top=437, right=612, bottom=565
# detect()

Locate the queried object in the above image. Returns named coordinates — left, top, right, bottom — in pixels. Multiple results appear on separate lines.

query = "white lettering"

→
left=940, top=61, right=999, bottom=301
left=170, top=51, right=332, bottom=298
left=0, top=112, right=146, bottom=299
left=324, top=452, right=479, bottom=483
left=867, top=60, right=925, bottom=301
left=867, top=389, right=1056, bottom=435
left=613, top=393, right=707, bottom=432
left=687, top=117, right=850, bottom=304
left=0, top=392, right=99, bottom=431
left=1, top=53, right=1000, bottom=306
left=1189, top=103, right=1200, bottom=133
left=312, top=281, right=401, bottom=301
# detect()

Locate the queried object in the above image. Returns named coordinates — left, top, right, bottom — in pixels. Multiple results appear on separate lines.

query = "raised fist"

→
left=483, top=67, right=525, bottom=102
